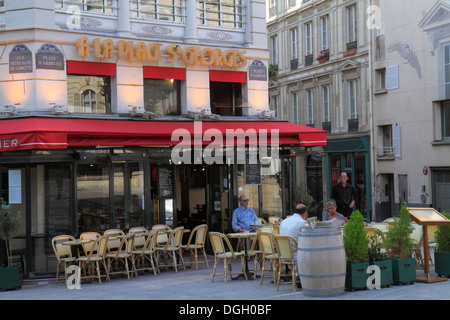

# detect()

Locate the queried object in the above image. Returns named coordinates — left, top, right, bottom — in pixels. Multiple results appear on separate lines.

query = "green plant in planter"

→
left=343, top=210, right=369, bottom=290
left=0, top=198, right=23, bottom=290
left=385, top=204, right=415, bottom=284
left=368, top=233, right=393, bottom=287
left=434, top=211, right=450, bottom=277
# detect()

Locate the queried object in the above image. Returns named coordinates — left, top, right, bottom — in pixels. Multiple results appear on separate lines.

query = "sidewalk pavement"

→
left=1, top=256, right=449, bottom=303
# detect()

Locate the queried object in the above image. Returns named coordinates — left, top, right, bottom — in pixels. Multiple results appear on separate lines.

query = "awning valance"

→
left=0, top=118, right=326, bottom=152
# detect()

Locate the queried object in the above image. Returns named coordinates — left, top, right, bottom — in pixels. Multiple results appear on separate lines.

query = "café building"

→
left=0, top=0, right=326, bottom=277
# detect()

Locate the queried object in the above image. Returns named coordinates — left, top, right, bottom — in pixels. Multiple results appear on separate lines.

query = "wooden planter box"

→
left=435, top=252, right=450, bottom=278
left=389, top=257, right=416, bottom=285
left=370, top=259, right=393, bottom=287
left=345, top=262, right=370, bottom=291
left=0, top=264, right=23, bottom=291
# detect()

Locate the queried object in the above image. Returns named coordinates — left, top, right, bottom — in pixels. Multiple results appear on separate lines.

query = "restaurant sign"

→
left=76, top=37, right=247, bottom=68
left=9, top=44, right=33, bottom=74
left=36, top=44, right=65, bottom=70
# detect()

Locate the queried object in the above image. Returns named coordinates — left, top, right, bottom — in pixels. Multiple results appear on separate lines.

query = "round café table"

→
left=227, top=232, right=257, bottom=280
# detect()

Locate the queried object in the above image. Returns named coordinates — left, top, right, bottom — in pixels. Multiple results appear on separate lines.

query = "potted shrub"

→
left=0, top=198, right=23, bottom=291
left=385, top=204, right=416, bottom=285
left=368, top=232, right=393, bottom=287
left=434, top=211, right=450, bottom=277
left=343, top=210, right=370, bottom=290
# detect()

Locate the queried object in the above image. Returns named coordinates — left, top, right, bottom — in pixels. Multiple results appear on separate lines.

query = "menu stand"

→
left=408, top=207, right=450, bottom=283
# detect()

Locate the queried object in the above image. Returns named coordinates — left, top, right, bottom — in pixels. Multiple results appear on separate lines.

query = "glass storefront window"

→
left=77, top=163, right=110, bottom=234
left=236, top=158, right=283, bottom=219
left=113, top=162, right=145, bottom=230
left=144, top=79, right=181, bottom=116
left=261, top=171, right=282, bottom=217
left=67, top=75, right=111, bottom=114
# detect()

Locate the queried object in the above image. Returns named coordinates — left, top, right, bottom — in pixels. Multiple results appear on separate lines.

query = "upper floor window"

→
left=445, top=44, right=450, bottom=99
left=442, top=101, right=450, bottom=139
left=290, top=28, right=298, bottom=60
left=322, top=86, right=330, bottom=123
left=292, top=92, right=299, bottom=124
left=305, top=22, right=313, bottom=55
left=131, top=0, right=184, bottom=23
left=56, top=0, right=117, bottom=16
left=67, top=75, right=111, bottom=114
left=346, top=5, right=357, bottom=44
left=348, top=80, right=357, bottom=119
left=306, top=89, right=314, bottom=126
left=199, top=0, right=245, bottom=29
left=270, top=35, right=278, bottom=67
left=0, top=1, right=4, bottom=8
left=320, top=15, right=329, bottom=51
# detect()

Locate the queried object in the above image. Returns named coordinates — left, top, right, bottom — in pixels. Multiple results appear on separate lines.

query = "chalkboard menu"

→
left=245, top=153, right=261, bottom=185
left=46, top=165, right=71, bottom=241
left=158, top=166, right=173, bottom=197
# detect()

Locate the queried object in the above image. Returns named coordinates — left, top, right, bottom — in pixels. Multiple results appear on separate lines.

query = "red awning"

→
left=0, top=118, right=326, bottom=151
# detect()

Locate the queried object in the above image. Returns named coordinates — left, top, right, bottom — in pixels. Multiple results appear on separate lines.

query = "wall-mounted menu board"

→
left=46, top=165, right=71, bottom=241
left=245, top=153, right=261, bottom=185
left=158, top=166, right=173, bottom=197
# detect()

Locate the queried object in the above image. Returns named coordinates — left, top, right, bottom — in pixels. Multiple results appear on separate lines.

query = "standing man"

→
left=232, top=195, right=259, bottom=233
left=331, top=172, right=357, bottom=218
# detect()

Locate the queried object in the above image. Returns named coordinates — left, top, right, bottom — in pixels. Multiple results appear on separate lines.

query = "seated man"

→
left=279, top=204, right=308, bottom=287
left=232, top=195, right=259, bottom=233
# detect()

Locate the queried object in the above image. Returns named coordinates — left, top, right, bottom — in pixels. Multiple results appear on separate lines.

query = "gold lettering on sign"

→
left=77, top=37, right=90, bottom=57
left=76, top=37, right=248, bottom=68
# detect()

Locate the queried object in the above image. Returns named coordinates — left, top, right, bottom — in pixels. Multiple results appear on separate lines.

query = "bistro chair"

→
left=155, top=227, right=186, bottom=272
left=106, top=233, right=137, bottom=280
left=77, top=235, right=110, bottom=284
left=268, top=216, right=283, bottom=224
left=152, top=224, right=171, bottom=247
left=257, top=231, right=278, bottom=286
left=182, top=224, right=209, bottom=270
left=52, top=235, right=77, bottom=283
left=209, top=232, right=247, bottom=283
left=410, top=222, right=424, bottom=268
left=131, top=229, right=160, bottom=276
left=104, top=229, right=125, bottom=253
left=258, top=217, right=267, bottom=224
left=80, top=232, right=101, bottom=256
left=272, top=235, right=298, bottom=293
left=365, top=228, right=387, bottom=255
left=128, top=227, right=149, bottom=250
left=427, top=225, right=439, bottom=265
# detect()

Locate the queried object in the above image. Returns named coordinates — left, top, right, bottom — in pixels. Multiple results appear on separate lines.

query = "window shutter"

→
left=386, top=65, right=399, bottom=90
left=393, top=123, right=401, bottom=158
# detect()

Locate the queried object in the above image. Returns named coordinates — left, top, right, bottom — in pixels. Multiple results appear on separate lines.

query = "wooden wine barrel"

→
left=297, top=226, right=347, bottom=297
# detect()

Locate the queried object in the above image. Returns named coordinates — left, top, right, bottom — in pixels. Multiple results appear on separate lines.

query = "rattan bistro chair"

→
left=104, top=229, right=125, bottom=253
left=155, top=227, right=186, bottom=272
left=106, top=233, right=137, bottom=279
left=257, top=231, right=278, bottom=286
left=209, top=232, right=247, bottom=283
left=182, top=224, right=209, bottom=270
left=80, top=232, right=101, bottom=256
left=132, top=229, right=160, bottom=275
left=273, top=235, right=298, bottom=293
left=77, top=235, right=110, bottom=284
left=52, top=235, right=77, bottom=283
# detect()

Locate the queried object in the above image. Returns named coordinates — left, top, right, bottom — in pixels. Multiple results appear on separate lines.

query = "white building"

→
left=0, top=0, right=326, bottom=277
left=266, top=0, right=371, bottom=219
left=372, top=0, right=450, bottom=219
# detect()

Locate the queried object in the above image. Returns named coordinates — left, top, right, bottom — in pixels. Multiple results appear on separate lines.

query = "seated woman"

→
left=324, top=199, right=347, bottom=227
